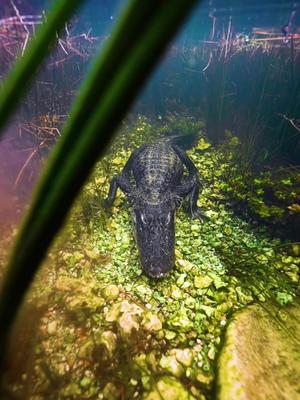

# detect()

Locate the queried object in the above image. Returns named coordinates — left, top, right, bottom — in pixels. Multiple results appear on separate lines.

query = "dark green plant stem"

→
left=0, top=0, right=200, bottom=371
left=0, top=0, right=85, bottom=135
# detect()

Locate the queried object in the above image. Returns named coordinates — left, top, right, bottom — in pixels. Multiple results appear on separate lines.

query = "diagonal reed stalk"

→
left=0, top=0, right=200, bottom=371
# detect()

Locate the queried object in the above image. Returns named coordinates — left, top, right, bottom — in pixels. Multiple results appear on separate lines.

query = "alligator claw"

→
left=103, top=198, right=112, bottom=210
left=191, top=208, right=208, bottom=223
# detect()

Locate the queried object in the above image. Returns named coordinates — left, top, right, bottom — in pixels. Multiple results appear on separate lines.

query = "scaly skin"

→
left=104, top=140, right=205, bottom=278
left=133, top=142, right=183, bottom=193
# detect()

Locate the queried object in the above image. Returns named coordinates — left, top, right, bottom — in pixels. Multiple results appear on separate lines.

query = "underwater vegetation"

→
left=219, top=148, right=300, bottom=240
left=1, top=116, right=299, bottom=399
left=144, top=37, right=300, bottom=166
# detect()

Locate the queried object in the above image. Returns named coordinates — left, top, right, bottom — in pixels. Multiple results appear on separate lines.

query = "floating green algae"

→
left=2, top=115, right=299, bottom=399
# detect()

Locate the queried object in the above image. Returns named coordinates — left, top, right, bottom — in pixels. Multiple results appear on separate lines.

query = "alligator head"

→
left=132, top=193, right=179, bottom=278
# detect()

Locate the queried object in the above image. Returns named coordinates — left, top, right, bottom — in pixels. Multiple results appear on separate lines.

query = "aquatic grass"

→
left=0, top=0, right=85, bottom=136
left=0, top=0, right=200, bottom=371
left=153, top=42, right=300, bottom=166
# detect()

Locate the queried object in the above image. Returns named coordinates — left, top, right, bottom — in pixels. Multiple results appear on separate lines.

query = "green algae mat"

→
left=2, top=115, right=299, bottom=399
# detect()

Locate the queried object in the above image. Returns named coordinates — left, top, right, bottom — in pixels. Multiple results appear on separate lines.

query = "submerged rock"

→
left=172, top=348, right=194, bottom=367
left=102, top=382, right=120, bottom=400
left=143, top=376, right=197, bottom=400
left=118, top=312, right=140, bottom=338
left=194, top=275, right=213, bottom=289
left=47, top=320, right=57, bottom=335
left=217, top=302, right=300, bottom=400
left=159, top=355, right=184, bottom=377
left=97, top=330, right=117, bottom=358
left=102, top=284, right=120, bottom=301
left=142, top=311, right=163, bottom=331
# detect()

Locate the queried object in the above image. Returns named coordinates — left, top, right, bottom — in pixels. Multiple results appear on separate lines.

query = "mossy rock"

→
left=217, top=302, right=300, bottom=400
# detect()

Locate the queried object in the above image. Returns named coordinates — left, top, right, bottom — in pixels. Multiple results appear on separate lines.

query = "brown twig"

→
left=14, top=139, right=46, bottom=188
left=202, top=51, right=212, bottom=72
left=9, top=0, right=30, bottom=55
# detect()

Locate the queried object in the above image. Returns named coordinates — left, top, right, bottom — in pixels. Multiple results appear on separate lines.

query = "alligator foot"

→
left=103, top=197, right=113, bottom=210
left=191, top=207, right=207, bottom=223
left=103, top=174, right=134, bottom=210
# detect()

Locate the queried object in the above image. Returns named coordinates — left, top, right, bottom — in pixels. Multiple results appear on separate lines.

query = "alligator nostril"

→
left=146, top=266, right=170, bottom=279
left=149, top=272, right=164, bottom=279
left=146, top=268, right=159, bottom=278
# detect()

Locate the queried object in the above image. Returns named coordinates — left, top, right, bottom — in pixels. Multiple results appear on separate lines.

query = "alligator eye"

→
left=141, top=213, right=149, bottom=224
left=165, top=213, right=171, bottom=224
left=141, top=213, right=154, bottom=224
left=141, top=214, right=146, bottom=224
left=159, top=213, right=171, bottom=224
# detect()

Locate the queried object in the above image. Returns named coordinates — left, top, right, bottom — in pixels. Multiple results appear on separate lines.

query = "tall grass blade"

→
left=0, top=0, right=200, bottom=371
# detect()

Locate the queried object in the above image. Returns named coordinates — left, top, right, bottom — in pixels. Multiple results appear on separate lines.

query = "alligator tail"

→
left=162, top=132, right=201, bottom=150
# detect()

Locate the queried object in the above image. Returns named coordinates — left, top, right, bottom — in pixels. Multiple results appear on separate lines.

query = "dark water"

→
left=0, top=1, right=300, bottom=399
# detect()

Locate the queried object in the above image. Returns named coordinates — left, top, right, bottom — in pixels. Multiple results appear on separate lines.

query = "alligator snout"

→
left=141, top=252, right=175, bottom=279
left=133, top=207, right=175, bottom=279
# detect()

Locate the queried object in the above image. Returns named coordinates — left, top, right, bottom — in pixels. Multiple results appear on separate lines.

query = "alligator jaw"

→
left=145, top=268, right=170, bottom=279
left=133, top=203, right=176, bottom=279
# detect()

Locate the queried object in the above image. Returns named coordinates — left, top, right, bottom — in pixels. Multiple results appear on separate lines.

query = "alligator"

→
left=104, top=138, right=205, bottom=278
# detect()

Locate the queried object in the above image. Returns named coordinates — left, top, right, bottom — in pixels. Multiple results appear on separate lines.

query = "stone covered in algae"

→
left=217, top=302, right=300, bottom=400
left=143, top=376, right=198, bottom=400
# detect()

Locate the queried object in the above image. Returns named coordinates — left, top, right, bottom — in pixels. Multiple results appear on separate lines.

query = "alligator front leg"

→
left=104, top=152, right=135, bottom=208
left=172, top=145, right=206, bottom=221
left=104, top=175, right=133, bottom=208
left=175, top=178, right=206, bottom=220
